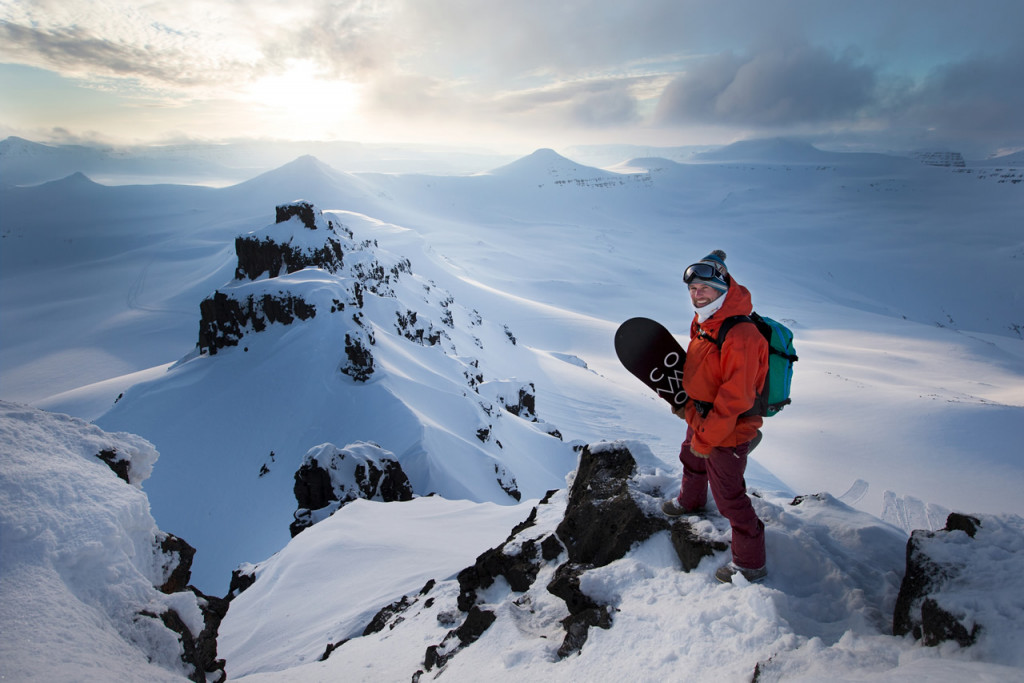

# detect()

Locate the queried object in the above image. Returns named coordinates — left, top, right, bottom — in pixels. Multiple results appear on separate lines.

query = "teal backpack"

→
left=713, top=312, right=797, bottom=417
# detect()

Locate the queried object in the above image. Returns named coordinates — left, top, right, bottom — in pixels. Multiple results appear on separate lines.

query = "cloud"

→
left=654, top=44, right=877, bottom=127
left=892, top=48, right=1024, bottom=140
left=2, top=0, right=1023, bottom=151
left=0, top=14, right=252, bottom=94
left=492, top=78, right=648, bottom=127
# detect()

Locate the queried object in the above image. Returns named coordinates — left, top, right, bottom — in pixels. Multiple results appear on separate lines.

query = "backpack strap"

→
left=698, top=315, right=753, bottom=349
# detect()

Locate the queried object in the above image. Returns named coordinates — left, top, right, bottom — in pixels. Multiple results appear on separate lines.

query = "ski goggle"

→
left=683, top=262, right=725, bottom=284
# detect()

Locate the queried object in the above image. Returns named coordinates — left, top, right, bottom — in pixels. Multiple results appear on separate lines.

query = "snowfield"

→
left=1, top=138, right=1023, bottom=680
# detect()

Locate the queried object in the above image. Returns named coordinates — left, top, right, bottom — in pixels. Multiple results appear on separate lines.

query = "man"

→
left=662, top=250, right=770, bottom=584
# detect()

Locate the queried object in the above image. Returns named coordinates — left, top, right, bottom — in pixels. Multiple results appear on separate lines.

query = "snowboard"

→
left=614, top=317, right=688, bottom=409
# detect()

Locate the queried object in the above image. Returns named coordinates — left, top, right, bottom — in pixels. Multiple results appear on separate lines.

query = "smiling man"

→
left=662, top=250, right=770, bottom=584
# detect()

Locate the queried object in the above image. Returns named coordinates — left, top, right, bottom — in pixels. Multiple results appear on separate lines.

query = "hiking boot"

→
left=661, top=498, right=687, bottom=517
left=715, top=562, right=767, bottom=584
left=662, top=498, right=702, bottom=517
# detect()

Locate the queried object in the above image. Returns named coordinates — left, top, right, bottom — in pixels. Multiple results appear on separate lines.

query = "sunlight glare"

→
left=241, top=59, right=362, bottom=139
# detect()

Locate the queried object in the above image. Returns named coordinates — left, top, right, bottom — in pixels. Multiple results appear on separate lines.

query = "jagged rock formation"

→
left=235, top=200, right=347, bottom=280
left=198, top=290, right=317, bottom=353
left=190, top=200, right=561, bottom=511
left=96, top=447, right=131, bottom=483
left=90, top=444, right=228, bottom=682
left=198, top=200, right=347, bottom=354
left=289, top=442, right=414, bottom=536
left=320, top=442, right=728, bottom=676
left=893, top=512, right=997, bottom=647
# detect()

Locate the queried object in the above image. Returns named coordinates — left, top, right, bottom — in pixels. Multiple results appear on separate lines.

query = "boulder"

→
left=893, top=512, right=984, bottom=646
left=289, top=443, right=414, bottom=537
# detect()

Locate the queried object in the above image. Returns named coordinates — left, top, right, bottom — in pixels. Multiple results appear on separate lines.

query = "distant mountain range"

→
left=4, top=135, right=1019, bottom=188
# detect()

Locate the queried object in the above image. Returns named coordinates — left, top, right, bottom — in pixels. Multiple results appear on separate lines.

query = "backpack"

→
left=712, top=312, right=797, bottom=418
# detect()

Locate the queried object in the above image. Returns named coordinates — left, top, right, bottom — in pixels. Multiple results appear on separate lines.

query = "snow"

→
left=1, top=138, right=1023, bottom=680
left=0, top=401, right=198, bottom=681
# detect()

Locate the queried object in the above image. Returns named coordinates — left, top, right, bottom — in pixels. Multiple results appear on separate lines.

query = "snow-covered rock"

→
left=289, top=442, right=413, bottom=537
left=0, top=401, right=226, bottom=682
left=97, top=201, right=575, bottom=592
left=894, top=512, right=1024, bottom=660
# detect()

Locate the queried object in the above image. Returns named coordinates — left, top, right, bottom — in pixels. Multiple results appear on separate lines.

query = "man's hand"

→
left=672, top=402, right=687, bottom=420
left=690, top=447, right=711, bottom=459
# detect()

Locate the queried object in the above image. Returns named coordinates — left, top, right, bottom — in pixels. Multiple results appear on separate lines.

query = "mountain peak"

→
left=694, top=137, right=828, bottom=163
left=489, top=148, right=610, bottom=181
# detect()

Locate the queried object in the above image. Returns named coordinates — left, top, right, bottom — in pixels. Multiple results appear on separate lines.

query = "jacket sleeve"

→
left=691, top=323, right=767, bottom=454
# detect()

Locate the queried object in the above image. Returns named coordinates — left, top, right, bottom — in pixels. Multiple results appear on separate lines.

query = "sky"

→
left=1, top=0, right=1023, bottom=156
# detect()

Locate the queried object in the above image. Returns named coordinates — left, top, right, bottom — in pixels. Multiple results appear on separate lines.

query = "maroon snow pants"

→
left=676, top=426, right=766, bottom=570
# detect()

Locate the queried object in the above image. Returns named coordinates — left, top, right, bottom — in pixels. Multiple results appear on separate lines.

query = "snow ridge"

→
left=95, top=200, right=578, bottom=592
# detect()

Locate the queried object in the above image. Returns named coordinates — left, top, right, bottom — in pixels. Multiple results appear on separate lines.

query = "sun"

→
left=240, top=59, right=362, bottom=140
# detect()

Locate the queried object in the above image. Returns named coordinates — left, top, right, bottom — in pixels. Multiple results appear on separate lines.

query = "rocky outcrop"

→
left=198, top=291, right=317, bottom=354
left=893, top=512, right=985, bottom=646
left=96, top=447, right=131, bottom=483
left=351, top=442, right=729, bottom=676
left=235, top=200, right=347, bottom=280
left=549, top=443, right=727, bottom=656
left=340, top=332, right=375, bottom=382
left=892, top=511, right=1024, bottom=653
left=143, top=528, right=229, bottom=681
left=289, top=443, right=414, bottom=536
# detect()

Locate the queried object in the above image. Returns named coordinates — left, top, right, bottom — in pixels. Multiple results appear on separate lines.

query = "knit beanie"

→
left=684, top=249, right=730, bottom=293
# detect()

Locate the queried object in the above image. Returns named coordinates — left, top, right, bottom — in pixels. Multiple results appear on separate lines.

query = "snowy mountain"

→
left=0, top=136, right=518, bottom=187
left=4, top=405, right=1023, bottom=682
left=0, top=136, right=247, bottom=187
left=92, top=198, right=577, bottom=592
left=1, top=138, right=1023, bottom=680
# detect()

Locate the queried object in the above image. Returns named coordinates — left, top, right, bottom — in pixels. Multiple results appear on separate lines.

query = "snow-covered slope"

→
left=1, top=139, right=1023, bottom=680
left=218, top=442, right=1024, bottom=682
left=91, top=200, right=577, bottom=592
left=0, top=401, right=218, bottom=681
left=6, top=407, right=1023, bottom=682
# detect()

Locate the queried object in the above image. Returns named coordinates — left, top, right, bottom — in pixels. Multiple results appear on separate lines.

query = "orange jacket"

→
left=682, top=277, right=768, bottom=454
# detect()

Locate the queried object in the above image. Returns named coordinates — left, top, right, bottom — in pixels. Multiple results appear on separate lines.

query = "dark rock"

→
left=548, top=443, right=726, bottom=658
left=292, top=459, right=338, bottom=513
left=158, top=533, right=196, bottom=594
left=494, top=463, right=521, bottom=502
left=340, top=333, right=375, bottom=382
left=275, top=201, right=318, bottom=229
left=671, top=520, right=728, bottom=572
left=197, top=291, right=316, bottom=354
left=139, top=584, right=229, bottom=682
left=499, top=383, right=537, bottom=421
left=920, top=597, right=979, bottom=647
left=541, top=534, right=564, bottom=561
left=234, top=234, right=345, bottom=281
left=558, top=605, right=613, bottom=659
left=547, top=562, right=600, bottom=615
left=945, top=512, right=981, bottom=538
left=363, top=595, right=414, bottom=636
left=556, top=445, right=661, bottom=567
left=409, top=443, right=726, bottom=674
left=228, top=565, right=257, bottom=599
left=289, top=447, right=414, bottom=537
left=233, top=202, right=344, bottom=280
left=424, top=606, right=496, bottom=671
left=893, top=513, right=985, bottom=647
left=96, top=448, right=130, bottom=483
left=456, top=539, right=541, bottom=612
